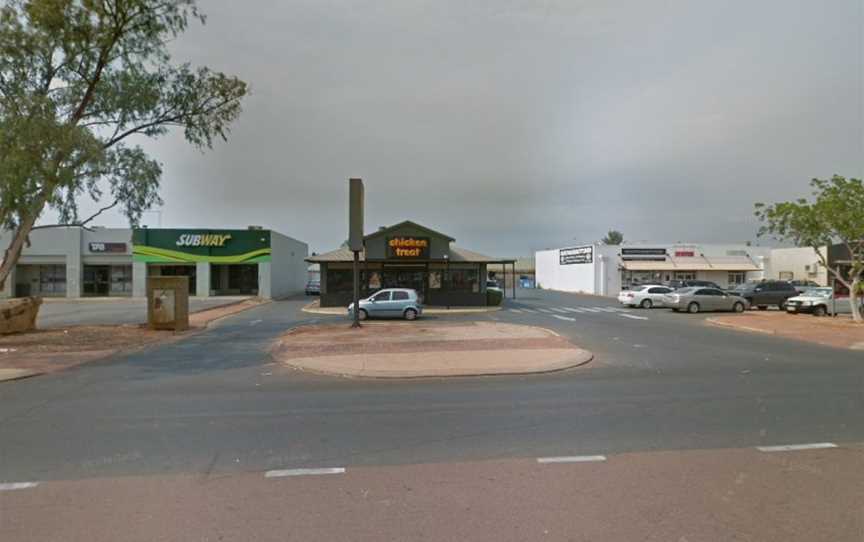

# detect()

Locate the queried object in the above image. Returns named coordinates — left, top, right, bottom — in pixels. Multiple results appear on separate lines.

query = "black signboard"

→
left=88, top=242, right=127, bottom=253
left=560, top=246, right=593, bottom=265
left=621, top=248, right=667, bottom=261
left=387, top=237, right=430, bottom=259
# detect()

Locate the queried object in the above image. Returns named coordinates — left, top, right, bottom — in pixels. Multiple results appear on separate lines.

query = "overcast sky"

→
left=56, top=0, right=863, bottom=256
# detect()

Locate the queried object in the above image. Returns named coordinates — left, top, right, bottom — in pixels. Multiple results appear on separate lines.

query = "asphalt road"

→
left=2, top=289, right=863, bottom=540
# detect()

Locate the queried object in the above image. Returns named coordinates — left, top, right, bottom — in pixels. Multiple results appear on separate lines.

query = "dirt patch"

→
left=272, top=321, right=592, bottom=378
left=707, top=312, right=864, bottom=350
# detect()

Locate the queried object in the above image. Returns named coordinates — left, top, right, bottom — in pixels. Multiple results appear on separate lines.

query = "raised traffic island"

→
left=271, top=321, right=593, bottom=378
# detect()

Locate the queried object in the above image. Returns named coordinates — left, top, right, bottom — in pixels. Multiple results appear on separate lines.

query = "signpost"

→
left=349, top=178, right=364, bottom=328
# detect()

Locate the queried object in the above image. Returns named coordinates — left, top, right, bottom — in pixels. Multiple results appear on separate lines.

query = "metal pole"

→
left=352, top=250, right=361, bottom=328
left=512, top=262, right=516, bottom=299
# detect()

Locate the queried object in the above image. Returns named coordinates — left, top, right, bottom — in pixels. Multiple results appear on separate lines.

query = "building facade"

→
left=1, top=226, right=307, bottom=299
left=308, top=220, right=513, bottom=307
left=536, top=243, right=773, bottom=296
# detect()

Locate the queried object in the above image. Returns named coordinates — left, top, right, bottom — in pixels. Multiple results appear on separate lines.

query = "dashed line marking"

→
left=597, top=307, right=618, bottom=313
left=537, top=455, right=607, bottom=464
left=620, top=314, right=649, bottom=320
left=249, top=319, right=263, bottom=325
left=549, top=308, right=569, bottom=313
left=265, top=467, right=346, bottom=478
left=520, top=308, right=537, bottom=313
left=552, top=315, right=576, bottom=322
left=537, top=308, right=555, bottom=313
left=0, top=482, right=39, bottom=491
left=579, top=307, right=601, bottom=313
left=757, top=443, right=837, bottom=453
left=563, top=307, right=585, bottom=313
left=509, top=308, right=523, bottom=313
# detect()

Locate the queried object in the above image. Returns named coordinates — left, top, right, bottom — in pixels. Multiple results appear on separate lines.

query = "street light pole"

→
left=443, top=254, right=450, bottom=310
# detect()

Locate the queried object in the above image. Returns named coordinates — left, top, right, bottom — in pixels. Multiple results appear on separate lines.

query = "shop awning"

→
left=621, top=256, right=761, bottom=271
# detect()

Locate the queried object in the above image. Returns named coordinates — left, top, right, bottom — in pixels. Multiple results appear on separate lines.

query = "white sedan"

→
left=618, top=285, right=674, bottom=309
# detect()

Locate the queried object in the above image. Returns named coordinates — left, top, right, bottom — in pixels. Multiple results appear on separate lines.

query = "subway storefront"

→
left=308, top=221, right=515, bottom=307
left=132, top=228, right=307, bottom=299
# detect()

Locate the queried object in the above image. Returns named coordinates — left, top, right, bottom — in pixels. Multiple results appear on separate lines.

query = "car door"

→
left=367, top=290, right=392, bottom=316
left=694, top=288, right=720, bottom=310
left=648, top=287, right=672, bottom=306
left=390, top=290, right=411, bottom=316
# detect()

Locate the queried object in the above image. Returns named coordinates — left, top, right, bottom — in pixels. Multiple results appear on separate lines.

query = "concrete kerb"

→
left=301, top=301, right=503, bottom=316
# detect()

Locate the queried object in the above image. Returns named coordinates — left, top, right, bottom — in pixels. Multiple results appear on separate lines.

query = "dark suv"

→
left=732, top=280, right=797, bottom=310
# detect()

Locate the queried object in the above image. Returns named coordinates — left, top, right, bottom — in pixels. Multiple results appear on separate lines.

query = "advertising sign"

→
left=387, top=237, right=430, bottom=258
left=560, top=246, right=593, bottom=265
left=88, top=242, right=127, bottom=253
left=132, top=229, right=271, bottom=263
left=621, top=248, right=667, bottom=261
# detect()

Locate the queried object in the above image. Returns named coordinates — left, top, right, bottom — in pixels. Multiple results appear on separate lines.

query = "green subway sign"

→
left=132, top=229, right=271, bottom=263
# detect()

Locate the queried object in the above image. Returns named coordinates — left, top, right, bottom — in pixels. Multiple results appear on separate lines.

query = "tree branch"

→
left=30, top=200, right=120, bottom=232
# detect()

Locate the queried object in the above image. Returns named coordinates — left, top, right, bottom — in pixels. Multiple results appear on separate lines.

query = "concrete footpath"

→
left=271, top=321, right=592, bottom=377
left=301, top=300, right=502, bottom=315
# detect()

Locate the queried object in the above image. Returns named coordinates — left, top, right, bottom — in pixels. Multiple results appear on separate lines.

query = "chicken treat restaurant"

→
left=307, top=221, right=515, bottom=307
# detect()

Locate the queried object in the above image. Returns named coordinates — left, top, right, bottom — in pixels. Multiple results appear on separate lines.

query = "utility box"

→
left=147, top=276, right=189, bottom=331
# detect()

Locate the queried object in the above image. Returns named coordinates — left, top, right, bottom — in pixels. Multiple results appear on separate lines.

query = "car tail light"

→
left=625, top=293, right=634, bottom=298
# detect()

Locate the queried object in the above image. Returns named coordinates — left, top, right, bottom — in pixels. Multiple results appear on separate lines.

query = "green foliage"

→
left=601, top=230, right=624, bottom=245
left=0, top=0, right=248, bottom=231
left=754, top=176, right=864, bottom=260
left=486, top=288, right=503, bottom=306
left=755, top=175, right=864, bottom=321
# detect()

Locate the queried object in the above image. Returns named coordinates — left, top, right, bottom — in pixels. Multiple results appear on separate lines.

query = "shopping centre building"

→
left=307, top=220, right=515, bottom=307
left=536, top=243, right=774, bottom=295
left=0, top=226, right=307, bottom=299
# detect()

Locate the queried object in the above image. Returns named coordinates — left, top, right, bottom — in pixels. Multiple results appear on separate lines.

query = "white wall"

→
left=767, top=247, right=829, bottom=285
left=268, top=232, right=308, bottom=299
left=535, top=245, right=599, bottom=294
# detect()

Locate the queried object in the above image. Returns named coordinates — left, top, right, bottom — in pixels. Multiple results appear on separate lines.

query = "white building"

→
left=536, top=243, right=773, bottom=296
left=764, top=247, right=829, bottom=284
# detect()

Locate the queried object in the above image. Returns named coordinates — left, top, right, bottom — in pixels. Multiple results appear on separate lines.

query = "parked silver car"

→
left=617, top=284, right=673, bottom=308
left=348, top=288, right=424, bottom=320
left=664, top=287, right=749, bottom=314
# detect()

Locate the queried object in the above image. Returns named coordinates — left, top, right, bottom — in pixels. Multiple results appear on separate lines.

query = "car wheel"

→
left=641, top=298, right=653, bottom=309
left=404, top=308, right=418, bottom=321
left=813, top=305, right=827, bottom=317
left=757, top=305, right=768, bottom=311
left=778, top=301, right=787, bottom=311
left=358, top=309, right=368, bottom=321
left=687, top=302, right=700, bottom=314
left=732, top=302, right=745, bottom=313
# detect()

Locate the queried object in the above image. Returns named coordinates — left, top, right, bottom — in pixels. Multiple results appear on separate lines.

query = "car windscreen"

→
left=810, top=288, right=833, bottom=297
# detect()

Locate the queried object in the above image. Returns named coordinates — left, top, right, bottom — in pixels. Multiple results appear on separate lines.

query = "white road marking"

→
left=265, top=467, right=346, bottom=478
left=552, top=315, right=576, bottom=322
left=549, top=307, right=569, bottom=313
left=756, top=443, right=838, bottom=453
left=509, top=308, right=523, bottom=313
left=620, top=314, right=649, bottom=320
left=612, top=307, right=633, bottom=313
left=520, top=308, right=537, bottom=313
left=537, top=455, right=607, bottom=463
left=249, top=319, right=263, bottom=325
left=597, top=307, right=618, bottom=313
left=579, top=307, right=601, bottom=313
left=0, top=482, right=39, bottom=491
left=537, top=308, right=555, bottom=313
left=563, top=307, right=585, bottom=313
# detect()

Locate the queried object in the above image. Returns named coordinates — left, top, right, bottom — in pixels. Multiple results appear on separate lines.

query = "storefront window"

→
left=39, top=265, right=66, bottom=294
left=429, top=271, right=442, bottom=289
left=728, top=272, right=746, bottom=286
left=326, top=269, right=354, bottom=293
left=449, top=266, right=479, bottom=292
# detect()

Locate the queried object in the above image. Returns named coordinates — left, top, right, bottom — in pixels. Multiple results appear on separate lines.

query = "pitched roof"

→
left=363, top=220, right=455, bottom=242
